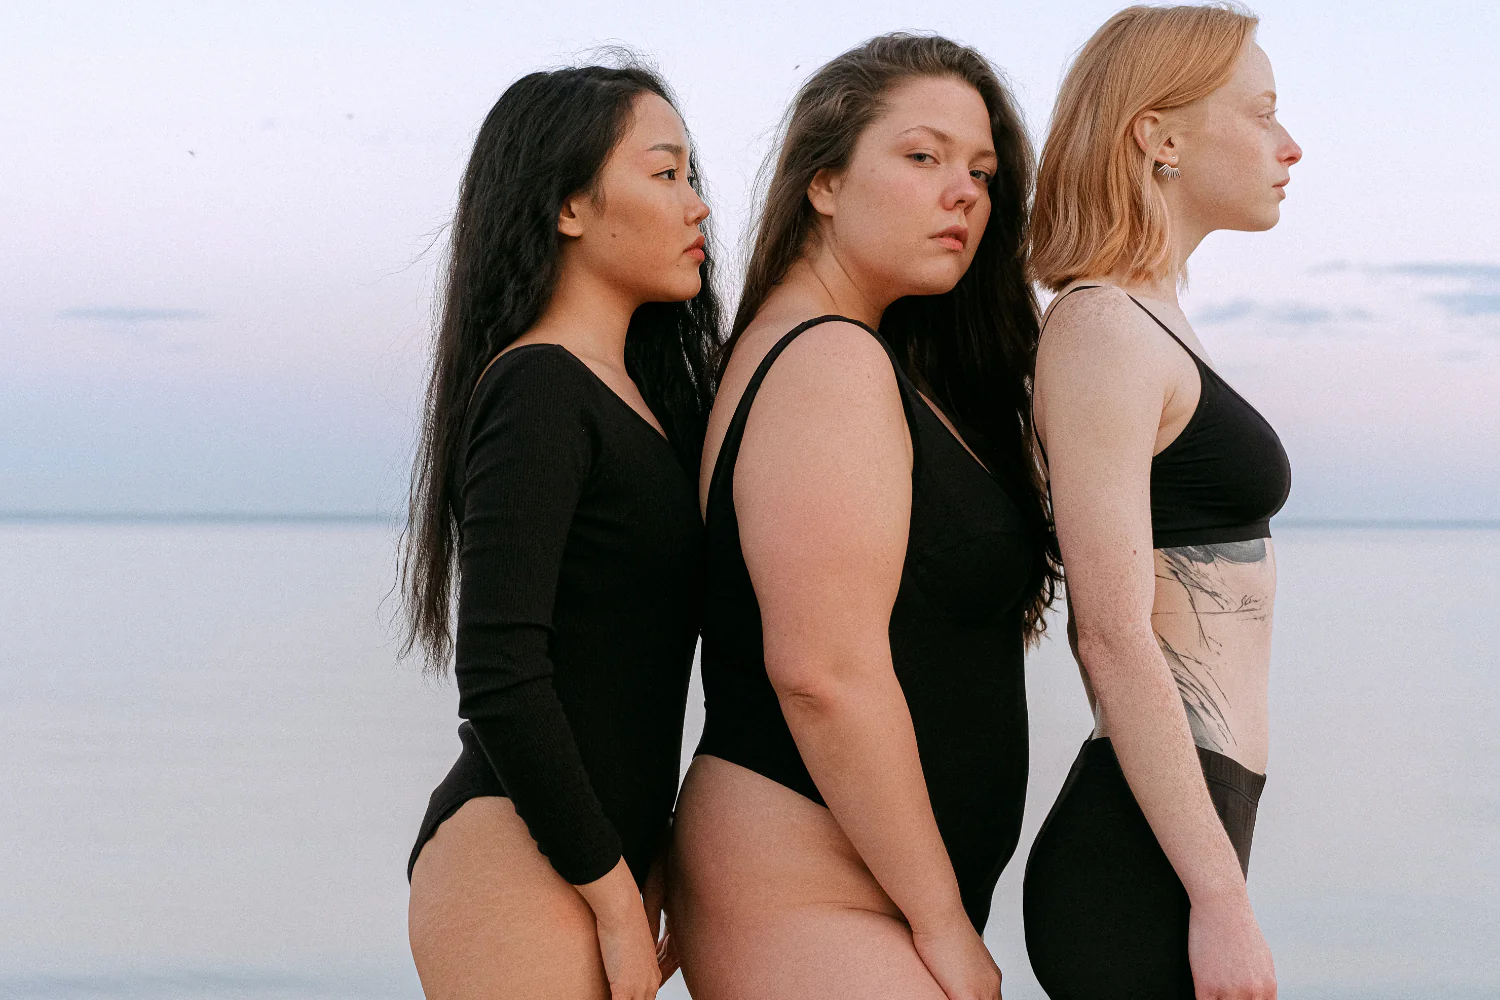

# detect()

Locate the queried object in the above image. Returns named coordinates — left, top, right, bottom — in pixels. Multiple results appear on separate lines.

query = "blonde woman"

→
left=1023, top=6, right=1301, bottom=1000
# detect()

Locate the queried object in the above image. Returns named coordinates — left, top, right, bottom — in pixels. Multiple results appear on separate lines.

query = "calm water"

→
left=1, top=523, right=1495, bottom=999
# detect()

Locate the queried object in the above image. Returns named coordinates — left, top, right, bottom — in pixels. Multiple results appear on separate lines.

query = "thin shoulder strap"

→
left=706, top=314, right=891, bottom=504
left=1123, top=294, right=1205, bottom=368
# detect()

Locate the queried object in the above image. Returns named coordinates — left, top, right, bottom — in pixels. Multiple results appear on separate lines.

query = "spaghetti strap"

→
left=1123, top=294, right=1206, bottom=370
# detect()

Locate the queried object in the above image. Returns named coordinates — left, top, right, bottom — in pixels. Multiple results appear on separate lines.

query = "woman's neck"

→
left=1103, top=199, right=1212, bottom=307
left=777, top=243, right=891, bottom=330
left=523, top=262, right=638, bottom=371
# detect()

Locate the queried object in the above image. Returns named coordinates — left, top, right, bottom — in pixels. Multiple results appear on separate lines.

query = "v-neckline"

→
left=505, top=343, right=674, bottom=448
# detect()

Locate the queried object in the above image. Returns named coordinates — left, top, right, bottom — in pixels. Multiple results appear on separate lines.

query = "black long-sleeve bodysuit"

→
left=408, top=344, right=702, bottom=888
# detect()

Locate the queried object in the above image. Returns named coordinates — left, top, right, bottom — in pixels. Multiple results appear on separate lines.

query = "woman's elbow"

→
left=770, top=659, right=885, bottom=723
left=1073, top=621, right=1158, bottom=682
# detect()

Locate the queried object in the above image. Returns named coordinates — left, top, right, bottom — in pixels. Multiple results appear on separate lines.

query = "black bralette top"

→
left=1044, top=285, right=1292, bottom=549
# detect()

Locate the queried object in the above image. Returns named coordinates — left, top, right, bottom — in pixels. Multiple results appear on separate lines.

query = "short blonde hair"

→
left=1030, top=4, right=1259, bottom=291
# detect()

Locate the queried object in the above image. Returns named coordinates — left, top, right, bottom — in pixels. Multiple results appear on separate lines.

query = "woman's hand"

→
left=1188, top=891, right=1276, bottom=1000
left=911, top=910, right=1002, bottom=1000
left=576, top=858, right=661, bottom=1000
left=641, top=842, right=679, bottom=982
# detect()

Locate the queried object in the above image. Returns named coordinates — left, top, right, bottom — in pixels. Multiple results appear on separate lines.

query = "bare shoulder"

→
left=765, top=319, right=899, bottom=401
left=1042, top=285, right=1159, bottom=358
left=1038, top=285, right=1175, bottom=393
left=740, top=318, right=907, bottom=464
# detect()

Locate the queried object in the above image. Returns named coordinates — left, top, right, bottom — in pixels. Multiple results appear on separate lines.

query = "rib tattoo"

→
left=1153, top=539, right=1270, bottom=752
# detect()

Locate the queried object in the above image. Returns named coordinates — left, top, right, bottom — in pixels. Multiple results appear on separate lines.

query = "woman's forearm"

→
left=1079, top=629, right=1250, bottom=906
left=779, top=666, right=970, bottom=931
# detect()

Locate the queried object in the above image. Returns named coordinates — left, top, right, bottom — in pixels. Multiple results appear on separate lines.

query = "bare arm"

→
left=734, top=324, right=996, bottom=997
left=1036, top=291, right=1273, bottom=998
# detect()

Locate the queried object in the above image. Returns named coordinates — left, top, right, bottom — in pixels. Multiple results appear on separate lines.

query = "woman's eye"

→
left=657, top=167, right=678, bottom=180
left=909, top=152, right=934, bottom=164
left=971, top=169, right=993, bottom=185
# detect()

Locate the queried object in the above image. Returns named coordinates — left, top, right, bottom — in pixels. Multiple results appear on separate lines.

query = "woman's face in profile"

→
left=564, top=91, right=711, bottom=305
left=1177, top=42, right=1303, bottom=233
left=811, top=74, right=998, bottom=299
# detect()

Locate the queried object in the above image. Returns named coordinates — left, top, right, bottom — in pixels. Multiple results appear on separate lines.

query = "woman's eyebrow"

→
left=647, top=142, right=686, bottom=156
left=895, top=124, right=996, bottom=160
left=896, top=124, right=950, bottom=144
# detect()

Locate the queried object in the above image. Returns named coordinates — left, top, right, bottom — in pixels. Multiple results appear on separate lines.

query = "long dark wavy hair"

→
left=401, top=61, right=724, bottom=671
left=730, top=33, right=1060, bottom=641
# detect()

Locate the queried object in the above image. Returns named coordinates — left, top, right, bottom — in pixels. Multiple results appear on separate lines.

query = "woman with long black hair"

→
left=668, top=34, right=1059, bottom=1000
left=399, top=62, right=722, bottom=1000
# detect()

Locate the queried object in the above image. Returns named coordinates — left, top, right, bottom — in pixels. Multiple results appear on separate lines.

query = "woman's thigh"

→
left=669, top=756, right=949, bottom=1000
left=409, top=796, right=609, bottom=1000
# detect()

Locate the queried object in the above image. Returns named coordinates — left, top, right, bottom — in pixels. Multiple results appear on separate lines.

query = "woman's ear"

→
left=1132, top=110, right=1177, bottom=168
left=806, top=167, right=842, bottom=219
left=557, top=192, right=589, bottom=239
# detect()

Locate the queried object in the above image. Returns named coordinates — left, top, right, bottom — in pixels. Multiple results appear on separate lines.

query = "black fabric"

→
left=694, top=316, right=1037, bottom=931
left=1023, top=737, right=1266, bottom=1000
left=409, top=344, right=702, bottom=889
left=1039, top=286, right=1292, bottom=548
left=408, top=721, right=502, bottom=881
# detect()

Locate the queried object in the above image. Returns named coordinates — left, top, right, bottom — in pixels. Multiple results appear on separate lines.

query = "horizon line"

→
left=0, top=510, right=395, bottom=525
left=1, top=512, right=1499, bottom=530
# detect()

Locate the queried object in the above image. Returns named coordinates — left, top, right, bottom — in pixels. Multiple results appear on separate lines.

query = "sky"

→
left=2, top=0, right=1498, bottom=520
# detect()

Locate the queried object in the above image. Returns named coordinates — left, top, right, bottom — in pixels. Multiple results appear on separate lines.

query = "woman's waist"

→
left=1093, top=648, right=1270, bottom=775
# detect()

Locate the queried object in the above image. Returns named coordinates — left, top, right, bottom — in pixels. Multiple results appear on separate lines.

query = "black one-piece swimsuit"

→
left=695, top=316, right=1042, bottom=932
left=1023, top=286, right=1292, bottom=1000
left=408, top=345, right=701, bottom=890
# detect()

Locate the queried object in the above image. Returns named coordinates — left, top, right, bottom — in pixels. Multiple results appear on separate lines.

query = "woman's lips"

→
left=685, top=235, right=706, bottom=262
left=932, top=225, right=968, bottom=251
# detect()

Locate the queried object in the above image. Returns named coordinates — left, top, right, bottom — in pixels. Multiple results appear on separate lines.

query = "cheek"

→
left=839, top=164, right=929, bottom=249
left=1196, top=131, right=1265, bottom=196
left=598, top=188, right=705, bottom=299
left=599, top=191, right=675, bottom=260
left=970, top=195, right=993, bottom=239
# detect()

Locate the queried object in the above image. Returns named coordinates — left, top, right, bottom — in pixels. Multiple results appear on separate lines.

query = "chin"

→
left=905, top=261, right=970, bottom=297
left=1230, top=205, right=1281, bottom=233
left=649, top=274, right=703, bottom=304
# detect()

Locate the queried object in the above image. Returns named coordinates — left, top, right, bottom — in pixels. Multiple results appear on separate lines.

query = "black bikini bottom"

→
left=1022, top=736, right=1266, bottom=1000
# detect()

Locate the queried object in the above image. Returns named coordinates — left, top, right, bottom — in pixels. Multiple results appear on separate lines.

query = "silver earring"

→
left=1156, top=161, right=1181, bottom=182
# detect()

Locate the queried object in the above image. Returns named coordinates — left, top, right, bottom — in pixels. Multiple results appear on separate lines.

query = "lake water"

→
left=1, top=522, right=1495, bottom=999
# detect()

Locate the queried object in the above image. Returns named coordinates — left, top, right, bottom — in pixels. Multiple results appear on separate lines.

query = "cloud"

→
left=57, top=307, right=209, bottom=323
left=1195, top=300, right=1368, bottom=328
left=1344, top=261, right=1500, bottom=317
left=1197, top=300, right=1257, bottom=324
left=1380, top=263, right=1500, bottom=283
left=1440, top=348, right=1483, bottom=363
left=1427, top=293, right=1500, bottom=316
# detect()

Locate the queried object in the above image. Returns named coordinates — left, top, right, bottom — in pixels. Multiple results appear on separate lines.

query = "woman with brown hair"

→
left=667, top=33, right=1058, bottom=1000
left=1023, top=5, right=1302, bottom=999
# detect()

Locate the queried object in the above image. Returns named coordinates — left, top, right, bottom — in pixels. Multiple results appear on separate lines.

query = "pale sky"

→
left=3, top=1, right=1498, bottom=519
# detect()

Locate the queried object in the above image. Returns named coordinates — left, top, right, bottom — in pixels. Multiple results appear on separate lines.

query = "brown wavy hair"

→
left=729, top=32, right=1060, bottom=642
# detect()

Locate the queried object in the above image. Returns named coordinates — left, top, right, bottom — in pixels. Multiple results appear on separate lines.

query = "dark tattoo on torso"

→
left=1154, top=539, right=1270, bottom=753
